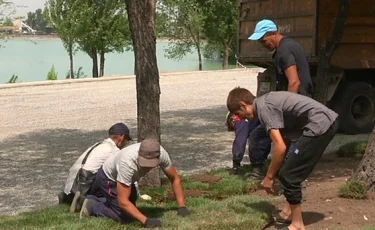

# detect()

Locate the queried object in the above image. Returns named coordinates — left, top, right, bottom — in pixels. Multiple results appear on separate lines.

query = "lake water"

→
left=0, top=39, right=233, bottom=84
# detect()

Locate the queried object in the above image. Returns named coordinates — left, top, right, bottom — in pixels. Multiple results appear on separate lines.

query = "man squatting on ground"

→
left=225, top=112, right=258, bottom=175
left=58, top=123, right=132, bottom=212
left=227, top=88, right=338, bottom=230
left=245, top=19, right=314, bottom=180
left=78, top=139, right=190, bottom=228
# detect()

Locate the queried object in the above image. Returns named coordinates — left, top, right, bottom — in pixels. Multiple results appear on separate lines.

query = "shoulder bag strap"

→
left=81, top=142, right=102, bottom=167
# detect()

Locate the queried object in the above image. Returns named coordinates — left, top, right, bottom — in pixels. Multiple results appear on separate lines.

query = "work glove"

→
left=144, top=218, right=161, bottom=228
left=177, top=207, right=190, bottom=217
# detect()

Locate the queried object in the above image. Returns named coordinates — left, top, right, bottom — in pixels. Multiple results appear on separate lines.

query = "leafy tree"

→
left=159, top=0, right=205, bottom=70
left=198, top=0, right=238, bottom=69
left=26, top=8, right=47, bottom=32
left=75, top=0, right=131, bottom=77
left=95, top=1, right=131, bottom=77
left=45, top=0, right=83, bottom=79
left=0, top=1, right=15, bottom=44
left=155, top=10, right=168, bottom=38
left=2, top=17, right=12, bottom=26
left=0, top=0, right=15, bottom=19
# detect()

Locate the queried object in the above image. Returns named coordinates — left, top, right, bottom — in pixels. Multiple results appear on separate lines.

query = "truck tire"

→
left=333, top=82, right=375, bottom=134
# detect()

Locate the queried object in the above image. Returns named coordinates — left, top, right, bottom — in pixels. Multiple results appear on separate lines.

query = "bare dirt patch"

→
left=254, top=154, right=375, bottom=229
left=191, top=174, right=222, bottom=184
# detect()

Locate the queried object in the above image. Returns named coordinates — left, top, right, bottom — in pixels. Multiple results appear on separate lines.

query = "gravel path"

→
left=0, top=69, right=370, bottom=215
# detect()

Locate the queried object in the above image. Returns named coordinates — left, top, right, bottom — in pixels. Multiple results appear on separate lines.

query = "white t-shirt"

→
left=63, top=138, right=119, bottom=194
left=103, top=142, right=172, bottom=186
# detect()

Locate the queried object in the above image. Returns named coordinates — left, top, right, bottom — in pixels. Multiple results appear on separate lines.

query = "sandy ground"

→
left=0, top=69, right=370, bottom=215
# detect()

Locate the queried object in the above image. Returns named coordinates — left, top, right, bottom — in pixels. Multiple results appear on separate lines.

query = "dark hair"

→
left=226, top=87, right=256, bottom=113
left=225, top=112, right=235, bottom=131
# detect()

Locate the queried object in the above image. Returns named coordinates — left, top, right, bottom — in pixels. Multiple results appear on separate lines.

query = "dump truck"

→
left=237, top=0, right=375, bottom=134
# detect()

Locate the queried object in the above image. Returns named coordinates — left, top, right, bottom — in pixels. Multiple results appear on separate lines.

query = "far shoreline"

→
left=4, top=35, right=171, bottom=43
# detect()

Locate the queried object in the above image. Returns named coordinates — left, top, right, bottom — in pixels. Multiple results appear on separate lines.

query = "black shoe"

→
left=57, top=191, right=65, bottom=205
left=247, top=165, right=264, bottom=182
left=70, top=191, right=86, bottom=213
left=79, top=199, right=96, bottom=219
left=229, top=161, right=240, bottom=175
left=230, top=167, right=240, bottom=175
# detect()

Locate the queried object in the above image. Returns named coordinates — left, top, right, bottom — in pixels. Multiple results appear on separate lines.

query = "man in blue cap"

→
left=58, top=122, right=132, bottom=212
left=246, top=19, right=314, bottom=181
left=247, top=19, right=314, bottom=227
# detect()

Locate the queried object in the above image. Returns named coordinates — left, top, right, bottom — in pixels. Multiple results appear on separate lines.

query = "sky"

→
left=11, top=0, right=46, bottom=17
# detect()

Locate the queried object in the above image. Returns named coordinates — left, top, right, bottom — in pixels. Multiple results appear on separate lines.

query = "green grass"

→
left=339, top=180, right=368, bottom=200
left=0, top=196, right=273, bottom=230
left=0, top=166, right=275, bottom=230
left=336, top=141, right=367, bottom=158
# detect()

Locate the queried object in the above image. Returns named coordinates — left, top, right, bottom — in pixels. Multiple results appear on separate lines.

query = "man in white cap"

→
left=58, top=123, right=132, bottom=211
left=245, top=19, right=314, bottom=181
left=79, top=139, right=189, bottom=228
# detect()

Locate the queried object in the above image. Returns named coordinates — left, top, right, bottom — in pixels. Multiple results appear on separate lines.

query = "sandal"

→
left=272, top=210, right=292, bottom=224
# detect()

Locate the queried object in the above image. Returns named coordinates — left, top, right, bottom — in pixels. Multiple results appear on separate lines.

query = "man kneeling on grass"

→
left=78, top=138, right=190, bottom=228
left=227, top=87, right=338, bottom=230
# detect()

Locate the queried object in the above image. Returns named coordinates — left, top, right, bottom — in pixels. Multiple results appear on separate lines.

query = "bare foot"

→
left=279, top=211, right=292, bottom=221
left=287, top=224, right=306, bottom=230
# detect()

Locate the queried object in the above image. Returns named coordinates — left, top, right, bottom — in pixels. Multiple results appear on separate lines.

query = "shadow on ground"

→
left=308, top=153, right=362, bottom=183
left=0, top=105, right=232, bottom=215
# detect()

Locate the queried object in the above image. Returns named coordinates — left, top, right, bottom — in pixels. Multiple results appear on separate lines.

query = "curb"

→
left=0, top=68, right=265, bottom=90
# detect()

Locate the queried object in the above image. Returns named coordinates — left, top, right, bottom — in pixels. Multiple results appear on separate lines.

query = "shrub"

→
left=339, top=180, right=367, bottom=200
left=6, top=74, right=18, bottom=83
left=65, top=67, right=87, bottom=79
left=47, top=65, right=58, bottom=80
left=336, top=141, right=367, bottom=157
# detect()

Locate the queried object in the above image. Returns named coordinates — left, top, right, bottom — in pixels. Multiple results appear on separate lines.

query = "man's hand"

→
left=261, top=176, right=274, bottom=194
left=177, top=207, right=190, bottom=217
left=144, top=218, right=161, bottom=228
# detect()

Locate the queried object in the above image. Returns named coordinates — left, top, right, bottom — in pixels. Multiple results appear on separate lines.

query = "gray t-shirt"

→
left=253, top=91, right=338, bottom=140
left=102, top=142, right=172, bottom=186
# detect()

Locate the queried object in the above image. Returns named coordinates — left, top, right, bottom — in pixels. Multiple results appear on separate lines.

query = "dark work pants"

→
left=279, top=120, right=339, bottom=205
left=87, top=168, right=137, bottom=223
left=232, top=119, right=258, bottom=164
left=248, top=123, right=272, bottom=165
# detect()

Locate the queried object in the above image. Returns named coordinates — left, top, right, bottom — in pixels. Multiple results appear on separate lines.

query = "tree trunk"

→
left=314, top=0, right=351, bottom=104
left=69, top=43, right=74, bottom=79
left=126, top=0, right=161, bottom=187
left=92, top=48, right=99, bottom=78
left=100, top=51, right=105, bottom=77
left=197, top=40, right=202, bottom=70
left=223, top=41, right=230, bottom=70
left=353, top=127, right=375, bottom=191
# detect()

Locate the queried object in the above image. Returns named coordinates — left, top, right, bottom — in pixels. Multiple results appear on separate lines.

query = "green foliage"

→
left=65, top=66, right=86, bottom=79
left=2, top=17, right=12, bottom=26
left=198, top=0, right=238, bottom=68
left=339, top=180, right=367, bottom=200
left=336, top=141, right=367, bottom=157
left=45, top=0, right=82, bottom=78
left=46, top=0, right=131, bottom=78
left=155, top=10, right=169, bottom=38
left=47, top=65, right=58, bottom=80
left=6, top=74, right=18, bottom=83
left=159, top=0, right=205, bottom=68
left=25, top=8, right=47, bottom=32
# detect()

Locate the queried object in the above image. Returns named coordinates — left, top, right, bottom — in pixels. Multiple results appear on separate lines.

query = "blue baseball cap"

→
left=248, top=19, right=277, bottom=40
